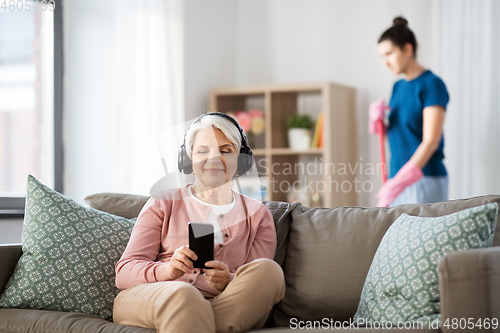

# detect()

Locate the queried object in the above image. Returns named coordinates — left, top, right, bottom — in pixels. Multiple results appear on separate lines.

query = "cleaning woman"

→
left=369, top=17, right=450, bottom=207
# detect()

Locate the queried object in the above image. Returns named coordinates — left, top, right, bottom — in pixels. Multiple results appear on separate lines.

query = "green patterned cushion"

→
left=354, top=203, right=498, bottom=326
left=0, top=175, right=135, bottom=321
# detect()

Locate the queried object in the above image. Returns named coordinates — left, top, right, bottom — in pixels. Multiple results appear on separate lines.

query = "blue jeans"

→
left=389, top=176, right=449, bottom=207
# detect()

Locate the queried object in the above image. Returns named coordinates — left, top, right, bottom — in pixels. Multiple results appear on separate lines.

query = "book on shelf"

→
left=311, top=112, right=324, bottom=148
left=318, top=117, right=324, bottom=148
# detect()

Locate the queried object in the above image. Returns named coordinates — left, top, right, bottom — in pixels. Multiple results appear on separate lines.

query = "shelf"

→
left=210, top=82, right=328, bottom=95
left=209, top=82, right=357, bottom=207
left=252, top=148, right=323, bottom=156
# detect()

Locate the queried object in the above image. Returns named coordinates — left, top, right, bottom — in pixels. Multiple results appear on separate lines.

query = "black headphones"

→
left=178, top=112, right=254, bottom=176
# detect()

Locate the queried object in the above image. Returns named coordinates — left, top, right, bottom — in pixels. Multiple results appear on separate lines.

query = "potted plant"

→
left=286, top=113, right=314, bottom=150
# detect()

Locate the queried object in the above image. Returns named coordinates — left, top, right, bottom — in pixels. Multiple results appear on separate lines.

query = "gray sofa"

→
left=1, top=194, right=500, bottom=333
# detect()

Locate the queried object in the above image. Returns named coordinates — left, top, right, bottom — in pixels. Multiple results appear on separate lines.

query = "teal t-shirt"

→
left=387, top=70, right=449, bottom=178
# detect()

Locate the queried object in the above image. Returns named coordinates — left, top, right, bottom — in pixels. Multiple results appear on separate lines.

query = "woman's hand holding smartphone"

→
left=165, top=223, right=230, bottom=291
left=167, top=246, right=198, bottom=279
left=203, top=261, right=230, bottom=292
left=167, top=246, right=230, bottom=291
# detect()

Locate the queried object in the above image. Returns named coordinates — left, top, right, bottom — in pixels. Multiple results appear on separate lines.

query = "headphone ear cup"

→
left=237, top=146, right=254, bottom=176
left=178, top=145, right=193, bottom=174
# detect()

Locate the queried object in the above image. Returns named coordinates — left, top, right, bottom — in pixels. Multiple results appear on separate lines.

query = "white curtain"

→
left=111, top=0, right=185, bottom=195
left=432, top=0, right=500, bottom=199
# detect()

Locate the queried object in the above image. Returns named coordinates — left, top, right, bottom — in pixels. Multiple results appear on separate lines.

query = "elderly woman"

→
left=113, top=113, right=285, bottom=333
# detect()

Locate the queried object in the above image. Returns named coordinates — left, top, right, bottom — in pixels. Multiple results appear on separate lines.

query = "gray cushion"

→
left=263, top=201, right=299, bottom=267
left=84, top=193, right=149, bottom=219
left=0, top=309, right=155, bottom=333
left=0, top=245, right=22, bottom=296
left=273, top=195, right=500, bottom=326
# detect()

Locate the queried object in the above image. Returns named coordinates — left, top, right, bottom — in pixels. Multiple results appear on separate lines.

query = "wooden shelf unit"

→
left=209, top=82, right=357, bottom=207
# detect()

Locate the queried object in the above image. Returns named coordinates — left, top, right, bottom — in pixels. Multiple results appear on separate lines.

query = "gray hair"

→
left=185, top=114, right=242, bottom=158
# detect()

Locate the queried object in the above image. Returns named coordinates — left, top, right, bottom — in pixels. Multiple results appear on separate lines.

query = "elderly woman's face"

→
left=191, top=127, right=238, bottom=187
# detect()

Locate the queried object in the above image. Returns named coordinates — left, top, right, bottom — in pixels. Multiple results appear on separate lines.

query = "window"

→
left=0, top=0, right=62, bottom=218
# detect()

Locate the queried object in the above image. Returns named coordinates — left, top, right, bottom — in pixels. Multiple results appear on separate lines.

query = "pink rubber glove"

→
left=369, top=98, right=390, bottom=135
left=376, top=160, right=424, bottom=207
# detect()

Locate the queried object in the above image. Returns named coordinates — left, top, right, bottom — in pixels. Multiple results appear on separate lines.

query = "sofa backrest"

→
left=0, top=244, right=22, bottom=296
left=272, top=194, right=500, bottom=326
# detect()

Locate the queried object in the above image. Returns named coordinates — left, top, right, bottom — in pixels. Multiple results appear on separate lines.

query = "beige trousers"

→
left=113, top=258, right=285, bottom=333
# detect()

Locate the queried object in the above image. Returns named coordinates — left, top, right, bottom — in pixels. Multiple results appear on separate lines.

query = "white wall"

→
left=0, top=218, right=23, bottom=244
left=183, top=0, right=238, bottom=120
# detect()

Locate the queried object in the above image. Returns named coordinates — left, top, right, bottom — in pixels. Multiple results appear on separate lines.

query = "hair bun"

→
left=393, top=16, right=408, bottom=27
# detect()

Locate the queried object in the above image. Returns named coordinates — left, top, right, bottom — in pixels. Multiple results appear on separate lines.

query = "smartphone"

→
left=188, top=222, right=214, bottom=269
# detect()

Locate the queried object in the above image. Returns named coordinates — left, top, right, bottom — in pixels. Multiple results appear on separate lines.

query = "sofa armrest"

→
left=0, top=244, right=22, bottom=295
left=439, top=246, right=500, bottom=332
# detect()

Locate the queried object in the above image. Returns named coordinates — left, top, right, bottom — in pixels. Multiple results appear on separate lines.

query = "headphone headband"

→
left=177, top=112, right=254, bottom=176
